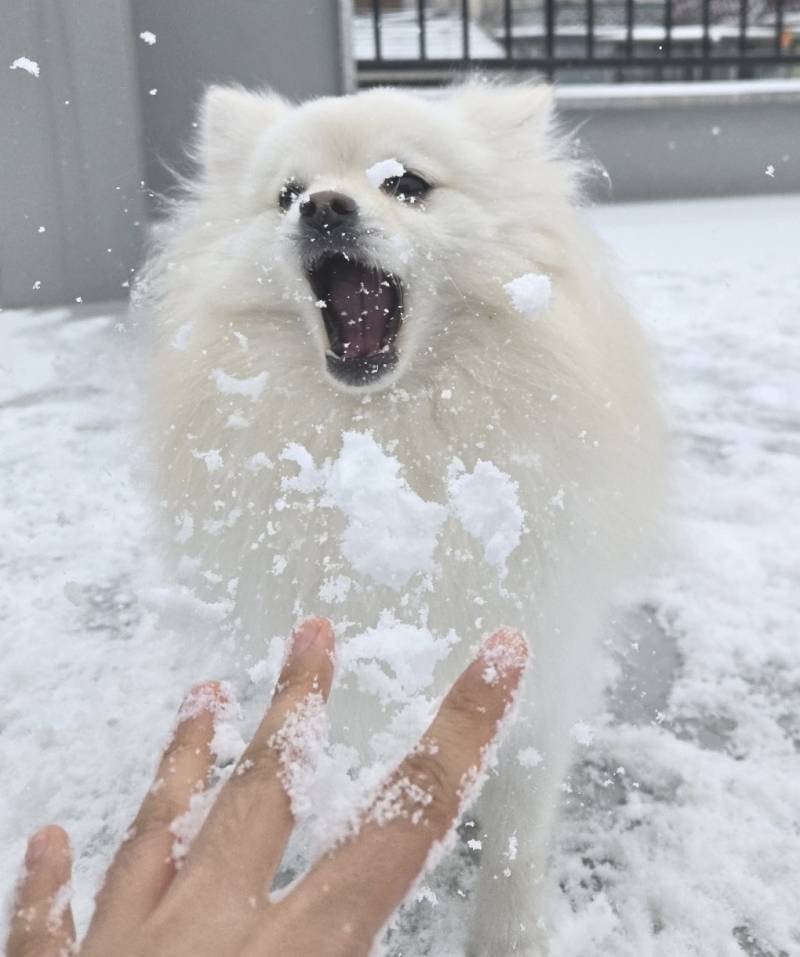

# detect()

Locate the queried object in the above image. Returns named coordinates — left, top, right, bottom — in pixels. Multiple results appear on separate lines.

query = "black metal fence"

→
left=355, top=0, right=800, bottom=84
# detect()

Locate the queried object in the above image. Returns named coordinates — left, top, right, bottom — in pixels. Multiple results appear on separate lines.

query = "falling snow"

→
left=9, top=56, right=40, bottom=77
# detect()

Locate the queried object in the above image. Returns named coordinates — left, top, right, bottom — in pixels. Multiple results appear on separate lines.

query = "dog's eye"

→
left=278, top=179, right=304, bottom=212
left=381, top=172, right=431, bottom=205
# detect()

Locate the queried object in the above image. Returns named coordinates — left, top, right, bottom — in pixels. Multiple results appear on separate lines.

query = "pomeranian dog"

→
left=143, top=81, right=665, bottom=955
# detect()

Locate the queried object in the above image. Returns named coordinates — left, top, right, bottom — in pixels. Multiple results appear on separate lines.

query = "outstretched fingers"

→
left=7, top=826, right=76, bottom=957
left=275, top=627, right=528, bottom=955
left=84, top=681, right=225, bottom=947
left=170, top=618, right=335, bottom=904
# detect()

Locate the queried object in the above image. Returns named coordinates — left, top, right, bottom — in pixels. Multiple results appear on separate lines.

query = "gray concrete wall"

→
left=556, top=82, right=800, bottom=201
left=131, top=0, right=350, bottom=202
left=1, top=0, right=349, bottom=308
left=1, top=0, right=148, bottom=308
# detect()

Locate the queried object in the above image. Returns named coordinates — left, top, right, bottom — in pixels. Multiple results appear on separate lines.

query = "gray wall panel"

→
left=558, top=90, right=800, bottom=201
left=1, top=0, right=147, bottom=308
left=130, top=0, right=347, bottom=201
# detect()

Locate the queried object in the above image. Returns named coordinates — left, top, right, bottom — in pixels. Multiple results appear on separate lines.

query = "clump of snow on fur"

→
left=365, top=157, right=405, bottom=188
left=139, top=31, right=157, bottom=44
left=318, top=574, right=353, bottom=604
left=448, top=461, right=524, bottom=574
left=10, top=57, right=40, bottom=77
left=339, top=611, right=459, bottom=703
left=504, top=272, right=552, bottom=318
left=210, top=368, right=268, bottom=401
left=324, top=432, right=447, bottom=589
left=246, top=451, right=273, bottom=473
left=171, top=321, right=194, bottom=351
left=280, top=443, right=328, bottom=493
left=191, top=448, right=223, bottom=472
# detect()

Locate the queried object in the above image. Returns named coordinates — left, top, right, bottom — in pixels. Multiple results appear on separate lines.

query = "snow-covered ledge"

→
left=555, top=79, right=800, bottom=201
left=556, top=78, right=800, bottom=109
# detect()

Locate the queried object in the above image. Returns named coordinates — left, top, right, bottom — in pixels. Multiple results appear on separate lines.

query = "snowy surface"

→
left=555, top=78, right=800, bottom=107
left=2, top=194, right=800, bottom=956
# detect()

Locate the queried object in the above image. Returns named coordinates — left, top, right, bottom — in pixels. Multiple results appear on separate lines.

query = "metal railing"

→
left=355, top=0, right=800, bottom=84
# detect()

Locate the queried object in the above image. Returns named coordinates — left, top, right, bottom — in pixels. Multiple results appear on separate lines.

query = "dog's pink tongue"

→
left=328, top=266, right=393, bottom=359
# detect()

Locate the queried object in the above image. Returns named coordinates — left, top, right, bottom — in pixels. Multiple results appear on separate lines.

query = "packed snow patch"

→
left=366, top=157, right=405, bottom=188
left=504, top=272, right=552, bottom=318
left=139, top=31, right=157, bottom=45
left=210, top=367, right=268, bottom=401
left=9, top=57, right=40, bottom=77
left=280, top=443, right=327, bottom=494
left=448, top=460, right=524, bottom=574
left=323, top=432, right=447, bottom=589
left=279, top=434, right=524, bottom=588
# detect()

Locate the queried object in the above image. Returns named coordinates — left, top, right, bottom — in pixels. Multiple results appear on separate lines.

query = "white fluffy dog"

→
left=143, top=81, right=665, bottom=955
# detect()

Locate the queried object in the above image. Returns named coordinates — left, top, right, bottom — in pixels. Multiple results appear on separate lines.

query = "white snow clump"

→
left=139, top=31, right=157, bottom=45
left=448, top=460, right=524, bottom=574
left=338, top=611, right=459, bottom=703
left=324, top=432, right=447, bottom=588
left=365, top=157, right=405, bottom=188
left=10, top=57, right=40, bottom=77
left=504, top=272, right=552, bottom=318
left=210, top=367, right=268, bottom=401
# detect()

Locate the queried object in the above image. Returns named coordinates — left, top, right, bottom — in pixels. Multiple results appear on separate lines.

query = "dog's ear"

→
left=197, top=85, right=289, bottom=184
left=450, top=82, right=555, bottom=149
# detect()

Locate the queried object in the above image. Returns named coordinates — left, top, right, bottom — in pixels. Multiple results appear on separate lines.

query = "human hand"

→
left=8, top=617, right=527, bottom=957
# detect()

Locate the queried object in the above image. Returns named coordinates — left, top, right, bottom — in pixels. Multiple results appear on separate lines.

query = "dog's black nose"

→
left=299, top=191, right=358, bottom=233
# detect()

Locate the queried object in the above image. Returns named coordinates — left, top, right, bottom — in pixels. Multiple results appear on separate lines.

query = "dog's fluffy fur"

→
left=143, top=82, right=666, bottom=955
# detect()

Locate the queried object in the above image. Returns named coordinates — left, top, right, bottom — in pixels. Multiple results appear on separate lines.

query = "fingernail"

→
left=478, top=627, right=528, bottom=682
left=291, top=617, right=326, bottom=657
left=178, top=681, right=229, bottom=722
left=25, top=828, right=50, bottom=867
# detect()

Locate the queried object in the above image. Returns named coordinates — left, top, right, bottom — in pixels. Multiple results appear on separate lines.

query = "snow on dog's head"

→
left=176, top=81, right=574, bottom=393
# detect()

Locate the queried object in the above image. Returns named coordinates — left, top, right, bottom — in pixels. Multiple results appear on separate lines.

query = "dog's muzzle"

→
left=299, top=191, right=404, bottom=387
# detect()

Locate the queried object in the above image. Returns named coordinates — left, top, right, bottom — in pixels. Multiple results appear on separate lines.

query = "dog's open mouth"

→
left=307, top=255, right=403, bottom=386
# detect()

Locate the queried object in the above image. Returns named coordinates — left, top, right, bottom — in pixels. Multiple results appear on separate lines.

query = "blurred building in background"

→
left=2, top=0, right=798, bottom=309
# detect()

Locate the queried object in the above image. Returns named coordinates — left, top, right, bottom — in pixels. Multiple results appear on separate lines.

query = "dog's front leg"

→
left=466, top=722, right=572, bottom=957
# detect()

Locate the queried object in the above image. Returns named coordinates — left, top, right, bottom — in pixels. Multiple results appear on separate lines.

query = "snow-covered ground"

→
left=1, top=193, right=799, bottom=955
